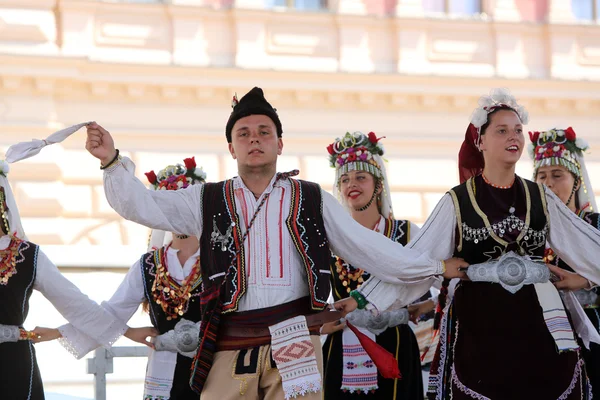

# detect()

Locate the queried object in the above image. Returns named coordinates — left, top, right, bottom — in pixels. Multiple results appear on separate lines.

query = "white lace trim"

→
left=57, top=325, right=88, bottom=359
left=451, top=352, right=586, bottom=400
left=428, top=300, right=452, bottom=400
left=340, top=385, right=377, bottom=394
left=58, top=320, right=128, bottom=360
left=282, top=378, right=321, bottom=400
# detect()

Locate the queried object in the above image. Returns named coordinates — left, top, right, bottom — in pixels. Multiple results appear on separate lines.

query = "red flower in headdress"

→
left=564, top=127, right=576, bottom=141
left=145, top=170, right=157, bottom=184
left=367, top=131, right=383, bottom=144
left=326, top=143, right=335, bottom=155
left=528, top=131, right=540, bottom=143
left=347, top=153, right=357, bottom=162
left=183, top=157, right=196, bottom=170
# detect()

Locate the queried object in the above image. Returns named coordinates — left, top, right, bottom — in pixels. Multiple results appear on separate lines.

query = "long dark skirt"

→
left=428, top=282, right=590, bottom=400
left=323, top=324, right=423, bottom=399
left=1, top=340, right=44, bottom=400
left=169, top=354, right=200, bottom=399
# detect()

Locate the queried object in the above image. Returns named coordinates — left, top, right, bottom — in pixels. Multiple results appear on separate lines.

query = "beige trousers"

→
left=201, top=335, right=323, bottom=400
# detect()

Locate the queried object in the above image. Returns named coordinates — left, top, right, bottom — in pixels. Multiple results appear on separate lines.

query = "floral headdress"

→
left=459, top=88, right=529, bottom=183
left=528, top=127, right=596, bottom=212
left=145, top=157, right=207, bottom=191
left=327, top=131, right=394, bottom=218
left=327, top=131, right=385, bottom=184
left=470, top=88, right=529, bottom=136
left=528, top=127, right=588, bottom=178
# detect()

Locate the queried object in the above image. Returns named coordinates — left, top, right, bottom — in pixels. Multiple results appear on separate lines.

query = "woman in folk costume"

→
left=321, top=131, right=423, bottom=398
left=51, top=157, right=207, bottom=400
left=530, top=127, right=600, bottom=397
left=334, top=88, right=600, bottom=399
left=0, top=140, right=153, bottom=399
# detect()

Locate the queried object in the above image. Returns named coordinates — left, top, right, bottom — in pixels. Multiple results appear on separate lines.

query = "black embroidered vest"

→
left=329, top=218, right=411, bottom=301
left=449, top=176, right=548, bottom=264
left=199, top=178, right=331, bottom=313
left=0, top=240, right=38, bottom=326
left=140, top=249, right=203, bottom=334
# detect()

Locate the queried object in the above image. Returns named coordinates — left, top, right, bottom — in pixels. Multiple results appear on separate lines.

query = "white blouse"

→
left=358, top=187, right=600, bottom=311
left=102, top=157, right=444, bottom=311
left=0, top=235, right=129, bottom=356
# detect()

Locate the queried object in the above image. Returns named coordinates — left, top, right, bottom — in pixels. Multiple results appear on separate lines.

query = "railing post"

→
left=86, top=348, right=113, bottom=400
left=85, top=346, right=149, bottom=399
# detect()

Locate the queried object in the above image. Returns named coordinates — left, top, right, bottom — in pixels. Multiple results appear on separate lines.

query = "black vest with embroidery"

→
left=199, top=178, right=330, bottom=313
left=0, top=240, right=38, bottom=326
left=449, top=177, right=548, bottom=264
left=330, top=218, right=411, bottom=301
left=140, top=249, right=203, bottom=334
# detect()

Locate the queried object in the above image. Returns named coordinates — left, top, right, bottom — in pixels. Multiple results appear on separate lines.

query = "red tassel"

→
left=345, top=321, right=402, bottom=379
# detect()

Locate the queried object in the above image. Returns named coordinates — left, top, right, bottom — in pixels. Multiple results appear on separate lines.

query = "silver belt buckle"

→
left=467, top=252, right=549, bottom=294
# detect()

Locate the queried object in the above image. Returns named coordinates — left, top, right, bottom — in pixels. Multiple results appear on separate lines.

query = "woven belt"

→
left=219, top=309, right=343, bottom=338
left=466, top=251, right=549, bottom=294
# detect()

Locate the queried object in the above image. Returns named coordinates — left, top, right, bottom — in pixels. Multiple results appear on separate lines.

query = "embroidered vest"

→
left=140, top=248, right=203, bottom=334
left=0, top=240, right=38, bottom=326
left=199, top=178, right=331, bottom=313
left=330, top=218, right=411, bottom=301
left=449, top=177, right=548, bottom=264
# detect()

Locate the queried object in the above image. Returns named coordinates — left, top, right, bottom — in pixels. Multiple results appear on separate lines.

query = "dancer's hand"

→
left=548, top=264, right=593, bottom=291
left=125, top=326, right=159, bottom=349
left=408, top=299, right=435, bottom=324
left=443, top=258, right=469, bottom=280
left=86, top=122, right=117, bottom=166
left=31, top=327, right=61, bottom=343
left=320, top=320, right=346, bottom=335
left=333, top=297, right=358, bottom=317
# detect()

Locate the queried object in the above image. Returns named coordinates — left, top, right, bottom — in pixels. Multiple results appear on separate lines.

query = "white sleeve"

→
left=33, top=248, right=129, bottom=358
left=323, top=190, right=444, bottom=283
left=546, top=186, right=600, bottom=284
left=57, top=260, right=147, bottom=358
left=103, top=157, right=203, bottom=237
left=408, top=221, right=421, bottom=240
left=356, top=194, right=457, bottom=311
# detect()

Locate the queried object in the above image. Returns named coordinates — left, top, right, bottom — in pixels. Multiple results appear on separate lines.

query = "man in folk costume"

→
left=84, top=87, right=467, bottom=399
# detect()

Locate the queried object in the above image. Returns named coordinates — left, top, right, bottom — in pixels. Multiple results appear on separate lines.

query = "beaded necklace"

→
left=482, top=173, right=515, bottom=189
left=335, top=218, right=380, bottom=293
left=0, top=236, right=22, bottom=285
left=151, top=245, right=202, bottom=320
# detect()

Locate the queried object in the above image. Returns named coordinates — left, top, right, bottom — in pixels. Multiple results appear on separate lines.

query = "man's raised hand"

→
left=85, top=122, right=116, bottom=166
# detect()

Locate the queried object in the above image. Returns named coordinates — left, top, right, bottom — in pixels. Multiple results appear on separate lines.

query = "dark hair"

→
left=433, top=278, right=450, bottom=331
left=479, top=105, right=520, bottom=136
left=0, top=187, right=8, bottom=235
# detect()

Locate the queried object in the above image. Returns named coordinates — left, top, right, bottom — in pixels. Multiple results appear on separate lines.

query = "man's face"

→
left=228, top=114, right=283, bottom=171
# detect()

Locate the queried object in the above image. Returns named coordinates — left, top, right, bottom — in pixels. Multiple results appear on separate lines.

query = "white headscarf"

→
left=0, top=161, right=27, bottom=240
left=2, top=122, right=91, bottom=241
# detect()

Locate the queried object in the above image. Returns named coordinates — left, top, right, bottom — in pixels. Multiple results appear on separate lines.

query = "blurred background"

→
left=1, top=0, right=600, bottom=398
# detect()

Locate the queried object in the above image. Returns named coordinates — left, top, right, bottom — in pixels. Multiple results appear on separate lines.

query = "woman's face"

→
left=339, top=170, right=379, bottom=210
left=536, top=165, right=579, bottom=206
left=479, top=109, right=524, bottom=168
